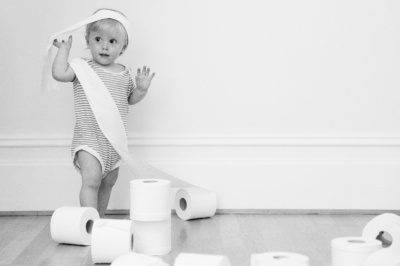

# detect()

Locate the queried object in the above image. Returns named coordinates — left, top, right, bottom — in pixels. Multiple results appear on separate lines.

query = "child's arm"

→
left=129, top=66, right=155, bottom=105
left=52, top=35, right=75, bottom=82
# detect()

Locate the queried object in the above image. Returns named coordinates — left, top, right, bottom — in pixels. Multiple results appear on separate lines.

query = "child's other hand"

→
left=53, top=35, right=73, bottom=50
left=135, top=66, right=155, bottom=91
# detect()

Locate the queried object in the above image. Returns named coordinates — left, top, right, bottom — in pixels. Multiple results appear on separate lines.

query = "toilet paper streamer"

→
left=66, top=42, right=196, bottom=189
left=111, top=252, right=169, bottom=266
left=91, top=219, right=134, bottom=264
left=174, top=253, right=231, bottom=266
left=130, top=179, right=171, bottom=221
left=331, top=237, right=382, bottom=266
left=362, top=213, right=400, bottom=251
left=364, top=249, right=400, bottom=266
left=175, top=187, right=217, bottom=220
left=50, top=206, right=99, bottom=246
left=134, top=218, right=171, bottom=255
left=251, top=252, right=310, bottom=266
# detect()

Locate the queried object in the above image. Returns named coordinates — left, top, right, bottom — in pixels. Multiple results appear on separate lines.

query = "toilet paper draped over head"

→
left=41, top=9, right=133, bottom=92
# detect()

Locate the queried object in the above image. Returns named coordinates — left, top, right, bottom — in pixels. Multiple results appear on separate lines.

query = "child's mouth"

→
left=99, top=54, right=109, bottom=57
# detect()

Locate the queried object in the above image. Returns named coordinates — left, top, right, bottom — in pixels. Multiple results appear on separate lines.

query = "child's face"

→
left=87, top=29, right=127, bottom=67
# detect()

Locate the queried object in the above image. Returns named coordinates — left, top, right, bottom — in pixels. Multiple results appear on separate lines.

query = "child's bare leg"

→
left=77, top=150, right=103, bottom=210
left=97, top=168, right=119, bottom=218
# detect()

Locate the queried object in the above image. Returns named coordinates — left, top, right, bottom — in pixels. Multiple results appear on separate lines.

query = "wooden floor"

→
left=0, top=213, right=375, bottom=266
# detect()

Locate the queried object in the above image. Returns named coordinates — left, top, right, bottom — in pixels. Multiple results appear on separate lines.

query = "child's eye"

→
left=110, top=39, right=117, bottom=44
left=95, top=37, right=101, bottom=42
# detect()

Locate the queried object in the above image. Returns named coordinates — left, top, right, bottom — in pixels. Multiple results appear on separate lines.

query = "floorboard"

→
left=0, top=214, right=375, bottom=266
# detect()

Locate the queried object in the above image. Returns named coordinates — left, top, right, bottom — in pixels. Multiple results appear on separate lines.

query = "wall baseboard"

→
left=1, top=136, right=400, bottom=211
left=2, top=136, right=400, bottom=147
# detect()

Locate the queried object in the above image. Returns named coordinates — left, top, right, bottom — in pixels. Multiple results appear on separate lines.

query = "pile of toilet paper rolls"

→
left=331, top=212, right=400, bottom=266
left=251, top=252, right=310, bottom=266
left=130, top=179, right=172, bottom=255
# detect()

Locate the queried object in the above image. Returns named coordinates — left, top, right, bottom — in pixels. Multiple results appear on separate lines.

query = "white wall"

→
left=1, top=0, right=400, bottom=212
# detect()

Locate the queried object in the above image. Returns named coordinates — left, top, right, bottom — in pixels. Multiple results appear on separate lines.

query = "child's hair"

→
left=86, top=8, right=129, bottom=51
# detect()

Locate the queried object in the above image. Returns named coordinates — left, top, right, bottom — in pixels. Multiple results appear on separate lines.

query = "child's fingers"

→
left=137, top=66, right=155, bottom=80
left=52, top=37, right=72, bottom=48
left=52, top=39, right=62, bottom=47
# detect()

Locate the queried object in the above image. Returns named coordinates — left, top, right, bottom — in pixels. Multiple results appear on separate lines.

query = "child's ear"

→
left=120, top=44, right=128, bottom=55
left=85, top=35, right=89, bottom=46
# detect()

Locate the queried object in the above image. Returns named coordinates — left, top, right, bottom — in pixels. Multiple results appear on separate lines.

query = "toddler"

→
left=51, top=8, right=154, bottom=217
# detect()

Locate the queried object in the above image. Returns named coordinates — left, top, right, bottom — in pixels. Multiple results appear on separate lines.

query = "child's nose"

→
left=102, top=43, right=109, bottom=50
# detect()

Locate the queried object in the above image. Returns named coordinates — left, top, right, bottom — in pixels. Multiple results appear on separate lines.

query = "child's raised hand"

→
left=135, top=66, right=155, bottom=91
left=53, top=35, right=73, bottom=50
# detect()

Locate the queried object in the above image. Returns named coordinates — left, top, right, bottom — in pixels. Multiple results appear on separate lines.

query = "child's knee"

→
left=82, top=171, right=102, bottom=190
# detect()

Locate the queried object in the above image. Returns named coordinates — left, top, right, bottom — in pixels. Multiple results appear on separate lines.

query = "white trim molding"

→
left=1, top=136, right=400, bottom=212
left=2, top=136, right=400, bottom=147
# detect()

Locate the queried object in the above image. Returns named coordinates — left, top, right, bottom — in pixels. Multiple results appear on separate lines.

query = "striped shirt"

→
left=71, top=59, right=134, bottom=176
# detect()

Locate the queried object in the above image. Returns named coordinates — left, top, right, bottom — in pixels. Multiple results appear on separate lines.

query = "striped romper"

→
left=71, top=59, right=134, bottom=177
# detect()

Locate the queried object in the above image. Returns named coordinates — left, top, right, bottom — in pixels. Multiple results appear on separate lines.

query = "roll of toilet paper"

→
left=91, top=219, right=134, bottom=264
left=362, top=213, right=400, bottom=251
left=364, top=249, right=400, bottom=266
left=174, top=253, right=231, bottom=266
left=171, top=187, right=179, bottom=211
left=251, top=252, right=309, bottom=266
left=130, top=179, right=171, bottom=221
left=134, top=218, right=171, bottom=255
left=111, top=252, right=169, bottom=266
left=175, top=187, right=217, bottom=220
left=331, top=237, right=382, bottom=266
left=50, top=206, right=99, bottom=246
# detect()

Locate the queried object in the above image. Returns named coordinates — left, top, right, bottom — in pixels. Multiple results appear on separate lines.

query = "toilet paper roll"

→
left=171, top=187, right=179, bottom=210
left=91, top=219, right=134, bottom=264
left=362, top=213, right=400, bottom=251
left=134, top=218, right=171, bottom=255
left=174, top=253, right=231, bottom=266
left=331, top=237, right=382, bottom=266
left=175, top=187, right=217, bottom=220
left=50, top=206, right=99, bottom=246
left=364, top=249, right=400, bottom=266
left=111, top=252, right=169, bottom=266
left=251, top=252, right=309, bottom=266
left=130, top=179, right=171, bottom=221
